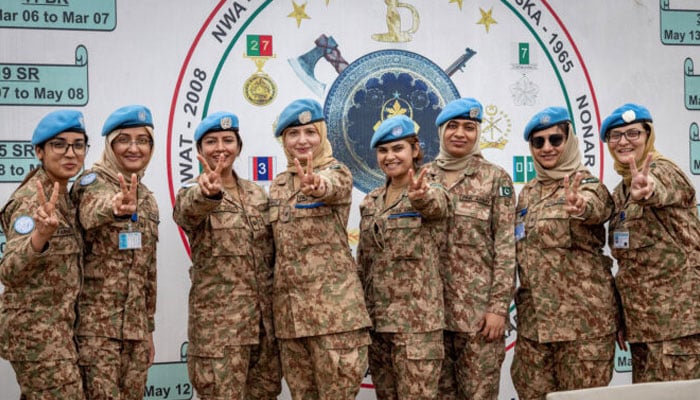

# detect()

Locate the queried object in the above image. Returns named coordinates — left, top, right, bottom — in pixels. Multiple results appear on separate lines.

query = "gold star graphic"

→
left=477, top=7, right=497, bottom=33
left=288, top=1, right=310, bottom=28
left=450, top=0, right=463, bottom=10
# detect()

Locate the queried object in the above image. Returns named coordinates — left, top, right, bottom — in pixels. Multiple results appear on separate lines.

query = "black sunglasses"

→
left=530, top=133, right=566, bottom=149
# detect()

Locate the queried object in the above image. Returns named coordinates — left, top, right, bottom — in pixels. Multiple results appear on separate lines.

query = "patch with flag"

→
left=499, top=186, right=513, bottom=197
left=250, top=156, right=274, bottom=181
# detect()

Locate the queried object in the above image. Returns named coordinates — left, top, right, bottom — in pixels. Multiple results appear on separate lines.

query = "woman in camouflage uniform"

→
left=0, top=110, right=88, bottom=398
left=269, top=99, right=372, bottom=400
left=70, top=105, right=159, bottom=399
left=173, top=111, right=281, bottom=399
left=357, top=115, right=450, bottom=400
left=510, top=107, right=618, bottom=399
left=601, top=103, right=700, bottom=383
left=423, top=98, right=516, bottom=400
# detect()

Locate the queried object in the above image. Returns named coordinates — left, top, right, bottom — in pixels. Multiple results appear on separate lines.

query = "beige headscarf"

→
left=92, top=126, right=155, bottom=183
left=532, top=123, right=587, bottom=184
left=607, top=122, right=663, bottom=186
left=434, top=122, right=482, bottom=171
left=283, top=120, right=335, bottom=173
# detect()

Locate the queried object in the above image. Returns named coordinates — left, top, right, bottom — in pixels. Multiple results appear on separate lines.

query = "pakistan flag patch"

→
left=499, top=186, right=513, bottom=197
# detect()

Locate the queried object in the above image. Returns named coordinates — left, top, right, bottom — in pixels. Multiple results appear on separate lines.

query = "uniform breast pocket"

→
left=292, top=204, right=335, bottom=247
left=619, top=204, right=656, bottom=249
left=454, top=200, right=490, bottom=245
left=209, top=212, right=249, bottom=256
left=50, top=227, right=80, bottom=256
left=386, top=214, right=422, bottom=260
left=533, top=206, right=571, bottom=248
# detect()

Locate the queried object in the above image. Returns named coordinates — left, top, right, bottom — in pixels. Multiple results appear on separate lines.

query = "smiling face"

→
left=606, top=122, right=648, bottom=166
left=376, top=138, right=419, bottom=186
left=283, top=124, right=321, bottom=161
left=35, top=131, right=87, bottom=186
left=530, top=125, right=567, bottom=169
left=198, top=130, right=240, bottom=172
left=442, top=119, right=479, bottom=157
left=111, top=126, right=153, bottom=173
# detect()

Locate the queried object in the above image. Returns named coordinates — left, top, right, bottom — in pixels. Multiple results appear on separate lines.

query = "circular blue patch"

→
left=325, top=49, right=460, bottom=193
left=14, top=215, right=35, bottom=235
left=80, top=172, right=97, bottom=186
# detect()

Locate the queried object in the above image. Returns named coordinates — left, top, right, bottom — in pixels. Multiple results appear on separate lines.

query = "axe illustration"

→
left=288, top=34, right=349, bottom=97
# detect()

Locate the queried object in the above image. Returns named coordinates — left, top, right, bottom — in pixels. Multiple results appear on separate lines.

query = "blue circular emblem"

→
left=325, top=49, right=460, bottom=193
left=80, top=172, right=97, bottom=186
left=14, top=215, right=35, bottom=235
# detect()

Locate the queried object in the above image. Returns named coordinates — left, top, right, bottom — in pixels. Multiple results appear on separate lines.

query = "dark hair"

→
left=406, top=136, right=424, bottom=171
left=196, top=129, right=242, bottom=152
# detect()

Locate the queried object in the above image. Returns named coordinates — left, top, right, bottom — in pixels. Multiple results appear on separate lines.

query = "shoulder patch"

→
left=14, top=215, right=35, bottom=235
left=499, top=186, right=513, bottom=197
left=80, top=172, right=97, bottom=186
left=580, top=177, right=599, bottom=184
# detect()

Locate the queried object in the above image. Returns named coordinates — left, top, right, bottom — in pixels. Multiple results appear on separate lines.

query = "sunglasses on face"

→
left=530, top=133, right=566, bottom=149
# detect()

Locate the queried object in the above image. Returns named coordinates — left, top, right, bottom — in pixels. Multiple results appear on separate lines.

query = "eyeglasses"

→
left=530, top=133, right=565, bottom=149
left=113, top=136, right=153, bottom=148
left=47, top=140, right=89, bottom=155
left=607, top=128, right=645, bottom=143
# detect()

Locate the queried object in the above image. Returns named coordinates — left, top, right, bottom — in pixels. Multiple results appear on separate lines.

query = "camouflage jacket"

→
left=0, top=168, right=82, bottom=361
left=269, top=160, right=371, bottom=339
left=424, top=158, right=516, bottom=333
left=357, top=180, right=449, bottom=333
left=173, top=177, right=274, bottom=357
left=70, top=169, right=158, bottom=340
left=515, top=170, right=618, bottom=343
left=609, top=158, right=700, bottom=343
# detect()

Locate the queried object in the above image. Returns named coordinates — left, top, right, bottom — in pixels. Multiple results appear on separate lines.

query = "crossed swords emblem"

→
left=288, top=34, right=476, bottom=98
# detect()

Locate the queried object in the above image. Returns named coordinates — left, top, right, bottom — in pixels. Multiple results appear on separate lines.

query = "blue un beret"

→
left=195, top=111, right=239, bottom=141
left=102, top=105, right=153, bottom=136
left=435, top=97, right=483, bottom=126
left=32, top=109, right=85, bottom=145
left=370, top=115, right=417, bottom=149
left=523, top=106, right=571, bottom=140
left=599, top=103, right=652, bottom=142
left=274, top=98, right=324, bottom=137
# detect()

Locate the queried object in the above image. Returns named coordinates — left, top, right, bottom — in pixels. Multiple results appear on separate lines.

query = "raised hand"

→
left=564, top=172, right=586, bottom=216
left=294, top=153, right=326, bottom=197
left=197, top=154, right=225, bottom=197
left=33, top=181, right=60, bottom=243
left=407, top=168, right=428, bottom=201
left=629, top=153, right=655, bottom=201
left=112, top=173, right=138, bottom=216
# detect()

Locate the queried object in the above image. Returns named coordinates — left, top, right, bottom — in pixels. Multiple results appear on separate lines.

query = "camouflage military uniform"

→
left=424, top=158, right=515, bottom=400
left=608, top=158, right=700, bottom=383
left=70, top=168, right=159, bottom=400
left=357, top=181, right=449, bottom=400
left=511, top=171, right=618, bottom=400
left=173, top=176, right=281, bottom=399
left=269, top=160, right=371, bottom=400
left=0, top=168, right=85, bottom=399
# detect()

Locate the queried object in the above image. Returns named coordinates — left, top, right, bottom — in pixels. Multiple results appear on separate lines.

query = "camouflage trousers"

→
left=11, top=358, right=85, bottom=400
left=438, top=330, right=505, bottom=400
left=188, top=333, right=282, bottom=400
left=630, top=333, right=700, bottom=383
left=278, top=329, right=370, bottom=400
left=510, top=334, right=614, bottom=400
left=77, top=336, right=150, bottom=400
left=368, top=330, right=444, bottom=400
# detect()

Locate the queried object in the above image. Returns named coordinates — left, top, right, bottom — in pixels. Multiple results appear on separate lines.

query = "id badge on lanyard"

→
left=515, top=208, right=527, bottom=241
left=612, top=211, right=629, bottom=249
left=119, top=213, right=142, bottom=250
